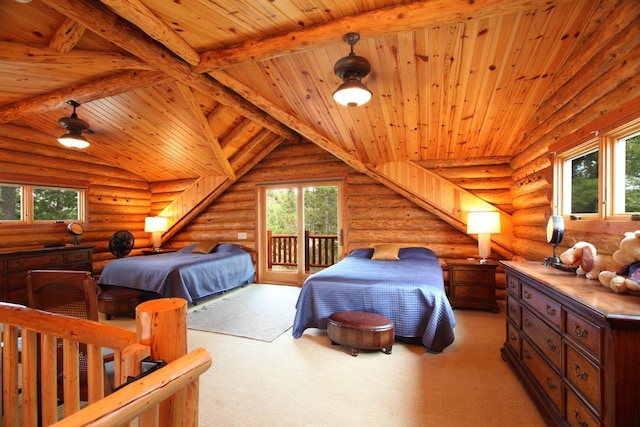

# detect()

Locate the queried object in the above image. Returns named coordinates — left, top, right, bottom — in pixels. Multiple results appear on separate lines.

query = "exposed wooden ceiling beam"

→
left=48, top=17, right=85, bottom=53
left=175, top=82, right=236, bottom=180
left=99, top=0, right=200, bottom=66
left=0, top=70, right=170, bottom=123
left=0, top=41, right=153, bottom=70
left=40, top=0, right=298, bottom=143
left=195, top=0, right=574, bottom=72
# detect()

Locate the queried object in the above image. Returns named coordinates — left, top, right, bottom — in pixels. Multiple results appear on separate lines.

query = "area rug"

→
left=187, top=284, right=300, bottom=342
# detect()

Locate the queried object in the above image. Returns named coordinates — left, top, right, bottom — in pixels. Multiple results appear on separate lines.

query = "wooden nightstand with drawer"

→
left=445, top=259, right=499, bottom=312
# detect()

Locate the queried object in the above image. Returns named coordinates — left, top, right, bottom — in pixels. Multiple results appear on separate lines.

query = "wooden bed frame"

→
left=1, top=298, right=211, bottom=426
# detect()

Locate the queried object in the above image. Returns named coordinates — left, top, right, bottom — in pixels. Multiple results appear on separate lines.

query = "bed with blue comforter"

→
left=98, top=243, right=255, bottom=303
left=292, top=247, right=455, bottom=353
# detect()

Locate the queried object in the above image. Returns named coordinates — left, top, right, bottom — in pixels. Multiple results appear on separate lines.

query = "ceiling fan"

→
left=58, top=100, right=90, bottom=149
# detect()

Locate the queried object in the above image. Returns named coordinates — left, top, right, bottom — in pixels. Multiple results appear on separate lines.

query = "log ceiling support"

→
left=196, top=0, right=575, bottom=72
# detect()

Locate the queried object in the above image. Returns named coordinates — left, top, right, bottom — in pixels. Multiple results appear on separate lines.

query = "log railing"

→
left=1, top=298, right=211, bottom=427
left=267, top=231, right=338, bottom=271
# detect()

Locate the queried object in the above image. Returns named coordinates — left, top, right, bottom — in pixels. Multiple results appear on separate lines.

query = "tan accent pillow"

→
left=371, top=244, right=400, bottom=261
left=191, top=240, right=218, bottom=254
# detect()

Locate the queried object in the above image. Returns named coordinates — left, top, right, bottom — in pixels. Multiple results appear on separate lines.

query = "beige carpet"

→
left=187, top=284, right=299, bottom=342
left=105, top=284, right=547, bottom=426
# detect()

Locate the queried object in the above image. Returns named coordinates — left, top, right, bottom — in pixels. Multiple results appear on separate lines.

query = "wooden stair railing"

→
left=1, top=298, right=212, bottom=427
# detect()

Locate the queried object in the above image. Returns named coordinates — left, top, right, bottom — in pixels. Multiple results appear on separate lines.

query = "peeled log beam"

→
left=0, top=71, right=169, bottom=123
left=511, top=206, right=551, bottom=226
left=510, top=238, right=553, bottom=262
left=427, top=165, right=513, bottom=180
left=150, top=180, right=196, bottom=194
left=195, top=0, right=575, bottom=72
left=512, top=188, right=553, bottom=210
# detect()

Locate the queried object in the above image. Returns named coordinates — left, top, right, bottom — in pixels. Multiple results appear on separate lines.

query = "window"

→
left=0, top=176, right=87, bottom=224
left=554, top=119, right=640, bottom=220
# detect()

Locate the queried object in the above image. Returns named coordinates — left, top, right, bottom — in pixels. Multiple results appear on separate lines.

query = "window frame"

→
left=553, top=117, right=640, bottom=221
left=0, top=174, right=88, bottom=226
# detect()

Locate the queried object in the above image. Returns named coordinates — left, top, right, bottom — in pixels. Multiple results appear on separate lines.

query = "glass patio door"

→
left=258, top=180, right=343, bottom=285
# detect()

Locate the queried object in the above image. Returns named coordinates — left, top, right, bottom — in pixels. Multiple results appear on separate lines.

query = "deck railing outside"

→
left=267, top=231, right=338, bottom=271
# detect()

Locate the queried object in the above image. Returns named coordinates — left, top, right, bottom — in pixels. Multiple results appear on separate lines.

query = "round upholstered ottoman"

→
left=98, top=288, right=141, bottom=320
left=327, top=311, right=395, bottom=356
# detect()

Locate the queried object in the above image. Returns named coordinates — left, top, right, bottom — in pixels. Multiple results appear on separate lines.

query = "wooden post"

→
left=136, top=298, right=190, bottom=427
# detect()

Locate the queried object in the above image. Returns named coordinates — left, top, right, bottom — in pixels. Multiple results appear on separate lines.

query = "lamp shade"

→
left=333, top=80, right=372, bottom=107
left=467, top=211, right=501, bottom=235
left=58, top=131, right=90, bottom=149
left=144, top=216, right=168, bottom=233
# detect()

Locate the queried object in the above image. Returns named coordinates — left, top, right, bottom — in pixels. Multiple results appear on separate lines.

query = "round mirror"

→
left=67, top=222, right=84, bottom=245
left=546, top=216, right=564, bottom=244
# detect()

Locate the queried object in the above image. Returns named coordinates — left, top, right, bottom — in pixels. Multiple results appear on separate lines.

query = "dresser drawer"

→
left=521, top=283, right=561, bottom=328
left=522, top=339, right=562, bottom=414
left=566, top=387, right=601, bottom=427
left=564, top=309, right=602, bottom=362
left=65, top=250, right=91, bottom=264
left=506, top=320, right=521, bottom=358
left=8, top=253, right=64, bottom=270
left=451, top=268, right=492, bottom=284
left=452, top=284, right=492, bottom=299
left=565, top=344, right=601, bottom=414
left=522, top=307, right=561, bottom=370
left=506, top=274, right=520, bottom=296
left=506, top=294, right=521, bottom=327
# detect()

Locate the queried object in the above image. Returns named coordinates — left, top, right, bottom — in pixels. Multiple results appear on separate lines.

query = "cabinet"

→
left=501, top=261, right=640, bottom=426
left=446, top=259, right=498, bottom=312
left=0, top=245, right=93, bottom=305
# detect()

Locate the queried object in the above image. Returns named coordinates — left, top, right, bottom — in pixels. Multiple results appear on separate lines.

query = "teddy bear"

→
left=598, top=230, right=640, bottom=294
left=559, top=241, right=622, bottom=280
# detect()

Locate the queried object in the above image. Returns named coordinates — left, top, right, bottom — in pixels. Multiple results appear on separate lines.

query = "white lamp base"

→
left=477, top=233, right=491, bottom=263
left=152, top=232, right=162, bottom=251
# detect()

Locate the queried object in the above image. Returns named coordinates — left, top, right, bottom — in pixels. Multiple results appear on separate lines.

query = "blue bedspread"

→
left=98, top=243, right=255, bottom=303
left=292, top=247, right=456, bottom=353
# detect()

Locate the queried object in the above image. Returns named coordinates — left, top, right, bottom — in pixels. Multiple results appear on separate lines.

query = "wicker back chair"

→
left=26, top=269, right=111, bottom=401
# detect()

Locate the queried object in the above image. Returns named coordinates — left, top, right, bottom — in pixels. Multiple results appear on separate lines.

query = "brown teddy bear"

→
left=598, top=230, right=640, bottom=294
left=559, top=241, right=622, bottom=280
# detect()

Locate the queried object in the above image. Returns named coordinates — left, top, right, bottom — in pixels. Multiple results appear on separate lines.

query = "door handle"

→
left=339, top=229, right=344, bottom=246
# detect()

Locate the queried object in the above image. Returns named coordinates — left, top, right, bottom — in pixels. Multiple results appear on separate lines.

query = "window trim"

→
left=552, top=116, right=640, bottom=222
left=0, top=174, right=89, bottom=225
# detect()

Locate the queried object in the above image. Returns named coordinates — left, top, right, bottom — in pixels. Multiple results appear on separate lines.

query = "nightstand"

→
left=141, top=248, right=177, bottom=255
left=445, top=259, right=499, bottom=312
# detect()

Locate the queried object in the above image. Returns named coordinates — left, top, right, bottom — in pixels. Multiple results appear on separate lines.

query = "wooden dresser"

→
left=0, top=245, right=93, bottom=305
left=501, top=261, right=640, bottom=426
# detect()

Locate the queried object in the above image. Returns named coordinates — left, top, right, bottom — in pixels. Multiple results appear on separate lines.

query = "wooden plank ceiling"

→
left=0, top=0, right=605, bottom=230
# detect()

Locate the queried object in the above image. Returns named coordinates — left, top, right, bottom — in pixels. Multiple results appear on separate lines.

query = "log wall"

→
left=0, top=135, right=152, bottom=273
left=508, top=0, right=640, bottom=261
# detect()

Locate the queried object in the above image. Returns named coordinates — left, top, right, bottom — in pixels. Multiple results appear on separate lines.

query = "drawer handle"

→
left=524, top=350, right=532, bottom=360
left=524, top=318, right=532, bottom=328
left=546, top=305, right=556, bottom=316
left=545, top=337, right=557, bottom=351
left=509, top=332, right=517, bottom=341
left=545, top=375, right=557, bottom=390
left=509, top=305, right=516, bottom=313
left=574, top=363, right=589, bottom=380
left=523, top=290, right=532, bottom=299
left=574, top=409, right=589, bottom=427
left=574, top=324, right=589, bottom=338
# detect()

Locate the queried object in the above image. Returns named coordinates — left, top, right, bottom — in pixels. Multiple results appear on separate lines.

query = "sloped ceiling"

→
left=0, top=0, right=618, bottom=239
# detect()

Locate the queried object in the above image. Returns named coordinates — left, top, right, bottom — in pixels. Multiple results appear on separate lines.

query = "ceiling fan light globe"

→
left=333, top=81, right=372, bottom=107
left=58, top=132, right=90, bottom=149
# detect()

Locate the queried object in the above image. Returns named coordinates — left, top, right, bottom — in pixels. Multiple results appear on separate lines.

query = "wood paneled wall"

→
left=0, top=134, right=152, bottom=273
left=508, top=0, right=640, bottom=261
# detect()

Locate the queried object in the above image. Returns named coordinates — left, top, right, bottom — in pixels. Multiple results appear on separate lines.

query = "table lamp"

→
left=144, top=216, right=168, bottom=252
left=467, top=211, right=501, bottom=263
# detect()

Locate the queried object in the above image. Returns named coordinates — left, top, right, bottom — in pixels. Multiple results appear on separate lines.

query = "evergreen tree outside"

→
left=33, top=188, right=79, bottom=220
left=624, top=133, right=640, bottom=212
left=571, top=150, right=598, bottom=214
